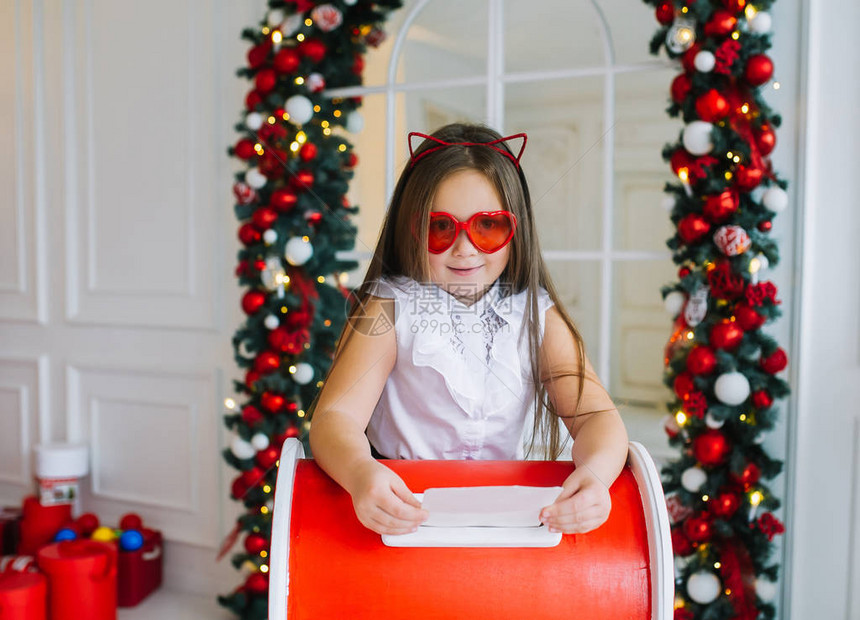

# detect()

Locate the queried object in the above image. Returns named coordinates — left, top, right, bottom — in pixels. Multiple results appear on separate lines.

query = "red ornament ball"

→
left=244, top=533, right=269, bottom=555
left=703, top=189, right=739, bottom=223
left=247, top=42, right=272, bottom=69
left=260, top=391, right=286, bottom=414
left=713, top=225, right=751, bottom=256
left=711, top=491, right=740, bottom=518
left=244, top=572, right=269, bottom=595
left=678, top=266, right=692, bottom=279
left=710, top=320, right=744, bottom=350
left=678, top=214, right=711, bottom=244
left=76, top=513, right=100, bottom=536
left=254, top=351, right=281, bottom=374
left=693, top=429, right=732, bottom=466
left=670, top=74, right=692, bottom=104
left=735, top=302, right=766, bottom=330
left=286, top=400, right=300, bottom=415
left=240, top=467, right=265, bottom=488
left=298, top=38, right=327, bottom=63
left=752, top=389, right=774, bottom=409
left=256, top=446, right=280, bottom=470
left=291, top=169, right=315, bottom=192
left=695, top=89, right=730, bottom=122
left=758, top=220, right=773, bottom=232
left=704, top=10, right=737, bottom=37
left=352, top=53, right=365, bottom=75
left=273, top=47, right=301, bottom=74
left=655, top=1, right=675, bottom=25
left=755, top=125, right=777, bottom=156
left=760, top=347, right=788, bottom=374
left=745, top=54, right=774, bottom=86
left=245, top=90, right=262, bottom=111
left=238, top=223, right=262, bottom=246
left=681, top=43, right=702, bottom=73
left=119, top=513, right=143, bottom=531
left=231, top=476, right=248, bottom=499
left=346, top=152, right=359, bottom=168
left=687, top=345, right=717, bottom=376
left=683, top=513, right=713, bottom=543
left=735, top=165, right=764, bottom=191
left=299, top=142, right=318, bottom=162
left=242, top=405, right=264, bottom=426
left=673, top=372, right=696, bottom=401
left=722, top=0, right=746, bottom=13
left=270, top=187, right=298, bottom=213
left=234, top=138, right=256, bottom=160
left=254, top=69, right=277, bottom=94
left=244, top=369, right=260, bottom=389
left=252, top=207, right=278, bottom=230
left=733, top=462, right=761, bottom=488
left=671, top=527, right=694, bottom=556
left=241, top=290, right=266, bottom=315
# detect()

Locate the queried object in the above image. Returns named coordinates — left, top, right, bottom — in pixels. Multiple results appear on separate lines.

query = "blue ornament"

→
left=119, top=529, right=144, bottom=552
left=54, top=528, right=77, bottom=542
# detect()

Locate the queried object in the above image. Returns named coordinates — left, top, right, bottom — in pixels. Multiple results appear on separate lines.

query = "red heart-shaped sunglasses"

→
left=416, top=211, right=518, bottom=254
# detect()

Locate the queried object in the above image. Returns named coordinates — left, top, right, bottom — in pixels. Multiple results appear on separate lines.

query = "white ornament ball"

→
left=292, top=362, right=314, bottom=385
left=231, top=436, right=256, bottom=460
left=663, top=414, right=681, bottom=437
left=343, top=0, right=357, bottom=5
left=756, top=577, right=778, bottom=602
left=705, top=412, right=725, bottom=429
left=306, top=72, right=325, bottom=93
left=683, top=121, right=715, bottom=155
left=762, top=186, right=788, bottom=212
left=285, top=95, right=314, bottom=125
left=674, top=555, right=689, bottom=578
left=714, top=371, right=751, bottom=406
left=661, top=195, right=676, bottom=212
left=245, top=168, right=268, bottom=189
left=284, top=236, right=314, bottom=266
left=687, top=571, right=722, bottom=604
left=263, top=314, right=280, bottom=330
left=267, top=9, right=285, bottom=27
left=251, top=433, right=270, bottom=451
left=749, top=11, right=772, bottom=34
left=664, top=291, right=686, bottom=317
left=694, top=50, right=716, bottom=73
left=345, top=111, right=365, bottom=134
left=246, top=112, right=264, bottom=131
left=262, top=229, right=278, bottom=245
left=756, top=253, right=770, bottom=271
left=681, top=466, right=707, bottom=493
left=282, top=13, right=303, bottom=36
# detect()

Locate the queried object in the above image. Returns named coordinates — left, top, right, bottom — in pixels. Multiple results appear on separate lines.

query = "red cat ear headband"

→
left=408, top=131, right=528, bottom=169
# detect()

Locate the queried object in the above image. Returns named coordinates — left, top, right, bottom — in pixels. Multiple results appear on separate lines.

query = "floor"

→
left=118, top=589, right=235, bottom=620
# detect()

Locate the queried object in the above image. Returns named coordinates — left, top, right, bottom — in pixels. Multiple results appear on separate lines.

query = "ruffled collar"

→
left=392, top=276, right=528, bottom=417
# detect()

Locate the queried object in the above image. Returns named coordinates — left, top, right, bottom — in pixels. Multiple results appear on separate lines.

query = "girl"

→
left=309, top=123, right=628, bottom=537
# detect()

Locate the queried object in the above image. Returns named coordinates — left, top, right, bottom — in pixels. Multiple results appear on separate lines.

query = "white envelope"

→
left=420, top=485, right=564, bottom=528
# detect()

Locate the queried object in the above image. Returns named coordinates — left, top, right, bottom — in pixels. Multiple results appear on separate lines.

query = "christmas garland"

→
left=219, top=1, right=401, bottom=618
left=643, top=1, right=790, bottom=618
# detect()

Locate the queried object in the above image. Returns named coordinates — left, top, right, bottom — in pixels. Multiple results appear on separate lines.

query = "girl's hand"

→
left=347, top=460, right=429, bottom=535
left=539, top=467, right=612, bottom=534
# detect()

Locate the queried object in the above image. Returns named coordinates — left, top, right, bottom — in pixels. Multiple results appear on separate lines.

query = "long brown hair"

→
left=317, top=123, right=605, bottom=459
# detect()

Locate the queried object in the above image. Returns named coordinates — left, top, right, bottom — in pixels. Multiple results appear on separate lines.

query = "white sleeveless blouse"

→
left=366, top=275, right=555, bottom=460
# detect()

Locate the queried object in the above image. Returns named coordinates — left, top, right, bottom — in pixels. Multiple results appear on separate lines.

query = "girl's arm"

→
left=309, top=296, right=428, bottom=535
left=537, top=306, right=629, bottom=534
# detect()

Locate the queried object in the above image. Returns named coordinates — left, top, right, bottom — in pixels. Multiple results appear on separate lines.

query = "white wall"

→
left=788, top=0, right=860, bottom=617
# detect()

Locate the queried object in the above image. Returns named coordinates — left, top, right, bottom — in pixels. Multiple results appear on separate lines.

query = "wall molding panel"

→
left=63, top=0, right=218, bottom=329
left=0, top=357, right=45, bottom=495
left=66, top=364, right=219, bottom=547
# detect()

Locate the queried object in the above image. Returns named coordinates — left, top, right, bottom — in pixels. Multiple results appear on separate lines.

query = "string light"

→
left=685, top=330, right=695, bottom=340
left=262, top=26, right=270, bottom=35
left=302, top=235, right=310, bottom=242
left=333, top=110, right=342, bottom=118
left=288, top=365, right=297, bottom=373
left=296, top=33, right=305, bottom=42
left=724, top=171, right=733, bottom=181
left=296, top=132, right=307, bottom=144
left=295, top=77, right=305, bottom=85
left=260, top=506, right=269, bottom=514
left=263, top=485, right=272, bottom=493
left=298, top=410, right=306, bottom=418
left=773, top=82, right=781, bottom=90
left=313, top=105, right=321, bottom=112
left=290, top=141, right=300, bottom=152
left=304, top=18, right=313, bottom=26
left=702, top=495, right=710, bottom=501
left=323, top=128, right=332, bottom=136
left=224, top=398, right=238, bottom=411
left=280, top=306, right=288, bottom=314
left=714, top=562, right=721, bottom=569
left=740, top=413, right=747, bottom=421
left=321, top=120, right=330, bottom=128
left=750, top=491, right=764, bottom=506
left=260, top=551, right=268, bottom=558
left=282, top=112, right=290, bottom=121
left=260, top=564, right=269, bottom=573
left=731, top=31, right=740, bottom=40
left=317, top=275, right=325, bottom=283
left=680, top=6, right=688, bottom=12
left=271, top=30, right=283, bottom=44
left=733, top=155, right=741, bottom=163
left=254, top=143, right=264, bottom=154
left=745, top=5, right=758, bottom=19
left=324, top=319, right=332, bottom=326
left=675, top=411, right=688, bottom=425
left=726, top=151, right=734, bottom=159
left=338, top=144, right=347, bottom=152
left=741, top=103, right=750, bottom=114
